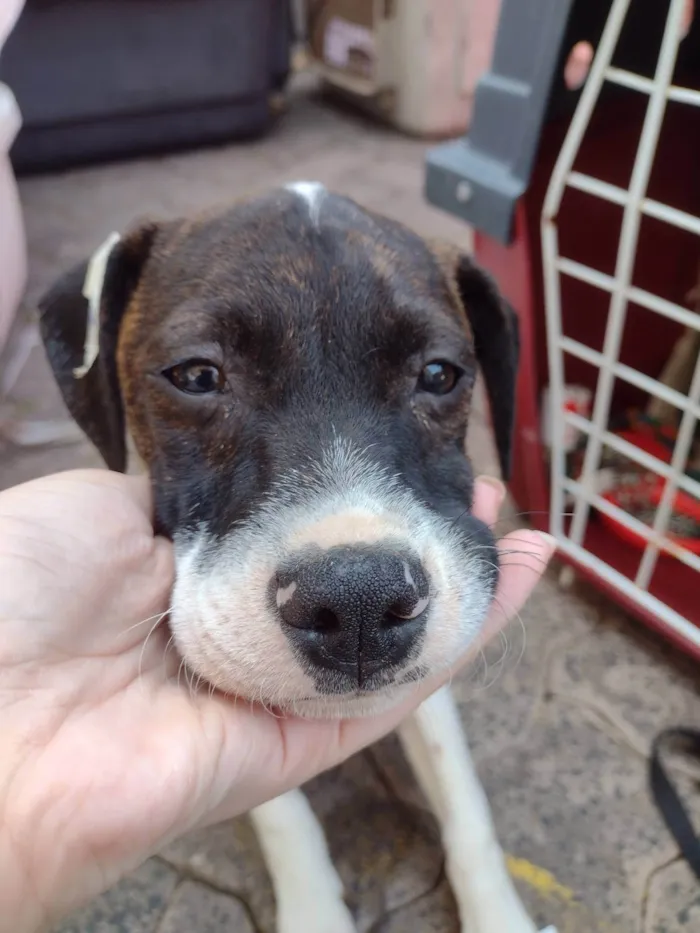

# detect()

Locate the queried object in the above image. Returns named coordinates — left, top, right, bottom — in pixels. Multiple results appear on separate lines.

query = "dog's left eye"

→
left=164, top=360, right=224, bottom=395
left=418, top=361, right=460, bottom=395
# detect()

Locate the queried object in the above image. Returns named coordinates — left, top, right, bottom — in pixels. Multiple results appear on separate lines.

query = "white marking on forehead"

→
left=285, top=181, right=326, bottom=228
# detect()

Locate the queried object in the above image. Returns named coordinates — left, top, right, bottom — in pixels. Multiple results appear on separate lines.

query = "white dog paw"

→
left=461, top=917, right=538, bottom=933
left=459, top=900, right=539, bottom=933
left=277, top=896, right=356, bottom=933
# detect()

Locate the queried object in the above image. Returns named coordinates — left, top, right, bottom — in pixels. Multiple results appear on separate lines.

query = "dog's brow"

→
left=161, top=297, right=257, bottom=330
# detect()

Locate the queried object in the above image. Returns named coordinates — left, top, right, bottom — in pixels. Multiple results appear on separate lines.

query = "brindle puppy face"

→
left=39, top=184, right=518, bottom=718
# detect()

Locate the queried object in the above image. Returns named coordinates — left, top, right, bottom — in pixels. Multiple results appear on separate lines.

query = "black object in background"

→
left=0, top=0, right=292, bottom=174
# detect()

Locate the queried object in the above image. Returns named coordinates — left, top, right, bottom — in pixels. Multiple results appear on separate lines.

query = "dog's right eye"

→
left=163, top=360, right=225, bottom=395
left=418, top=361, right=460, bottom=395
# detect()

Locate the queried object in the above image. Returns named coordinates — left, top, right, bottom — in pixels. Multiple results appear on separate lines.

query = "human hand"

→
left=0, top=470, right=554, bottom=932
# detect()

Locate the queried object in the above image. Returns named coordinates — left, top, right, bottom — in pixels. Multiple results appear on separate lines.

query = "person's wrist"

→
left=1, top=736, right=96, bottom=933
left=0, top=680, right=95, bottom=933
left=0, top=827, right=48, bottom=933
left=0, top=713, right=52, bottom=933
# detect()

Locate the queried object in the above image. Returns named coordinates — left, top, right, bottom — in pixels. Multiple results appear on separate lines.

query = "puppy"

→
left=39, top=183, right=541, bottom=933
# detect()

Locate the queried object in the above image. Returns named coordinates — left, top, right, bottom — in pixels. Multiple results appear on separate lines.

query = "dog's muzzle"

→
left=272, top=543, right=431, bottom=687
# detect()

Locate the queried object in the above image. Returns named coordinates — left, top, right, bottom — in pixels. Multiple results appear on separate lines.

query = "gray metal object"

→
left=0, top=0, right=291, bottom=173
left=425, top=0, right=576, bottom=244
left=424, top=0, right=689, bottom=245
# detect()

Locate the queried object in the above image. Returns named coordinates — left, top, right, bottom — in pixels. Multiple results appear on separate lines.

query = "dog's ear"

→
left=430, top=243, right=519, bottom=480
left=38, top=223, right=158, bottom=472
left=455, top=254, right=519, bottom=480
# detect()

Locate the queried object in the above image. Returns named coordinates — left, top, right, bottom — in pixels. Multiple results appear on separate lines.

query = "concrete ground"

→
left=1, top=79, right=699, bottom=933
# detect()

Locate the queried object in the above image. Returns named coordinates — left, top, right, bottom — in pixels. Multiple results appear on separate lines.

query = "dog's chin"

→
left=274, top=682, right=421, bottom=720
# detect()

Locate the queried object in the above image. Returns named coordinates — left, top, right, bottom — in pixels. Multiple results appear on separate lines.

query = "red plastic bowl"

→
left=600, top=479, right=700, bottom=556
left=615, top=428, right=673, bottom=464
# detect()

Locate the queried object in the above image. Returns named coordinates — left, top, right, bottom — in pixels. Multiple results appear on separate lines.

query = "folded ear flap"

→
left=38, top=223, right=158, bottom=472
left=454, top=253, right=520, bottom=481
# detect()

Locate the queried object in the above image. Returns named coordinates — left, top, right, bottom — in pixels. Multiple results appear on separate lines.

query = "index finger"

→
left=480, top=527, right=556, bottom=645
left=58, top=469, right=154, bottom=517
left=467, top=475, right=556, bottom=649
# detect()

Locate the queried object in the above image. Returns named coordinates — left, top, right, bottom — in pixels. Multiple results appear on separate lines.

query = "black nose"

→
left=273, top=545, right=430, bottom=687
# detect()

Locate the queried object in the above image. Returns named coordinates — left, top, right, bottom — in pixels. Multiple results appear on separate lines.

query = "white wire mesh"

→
left=540, top=0, right=700, bottom=649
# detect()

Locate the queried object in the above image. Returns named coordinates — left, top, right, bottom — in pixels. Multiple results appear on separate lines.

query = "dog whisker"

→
left=187, top=666, right=202, bottom=702
left=123, top=606, right=173, bottom=637
left=497, top=544, right=553, bottom=567
left=176, top=657, right=187, bottom=693
left=136, top=611, right=171, bottom=692
left=488, top=509, right=574, bottom=529
left=500, top=533, right=558, bottom=549
left=458, top=557, right=528, bottom=692
left=492, top=593, right=527, bottom=674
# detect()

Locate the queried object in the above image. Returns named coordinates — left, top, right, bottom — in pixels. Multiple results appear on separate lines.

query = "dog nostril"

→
left=384, top=593, right=431, bottom=626
left=311, top=607, right=341, bottom=632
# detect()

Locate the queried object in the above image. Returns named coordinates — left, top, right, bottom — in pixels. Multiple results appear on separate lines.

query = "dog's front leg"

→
left=250, top=789, right=356, bottom=933
left=398, top=686, right=538, bottom=933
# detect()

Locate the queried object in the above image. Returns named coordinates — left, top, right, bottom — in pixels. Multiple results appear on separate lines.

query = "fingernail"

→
left=538, top=532, right=558, bottom=552
left=476, top=474, right=506, bottom=504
